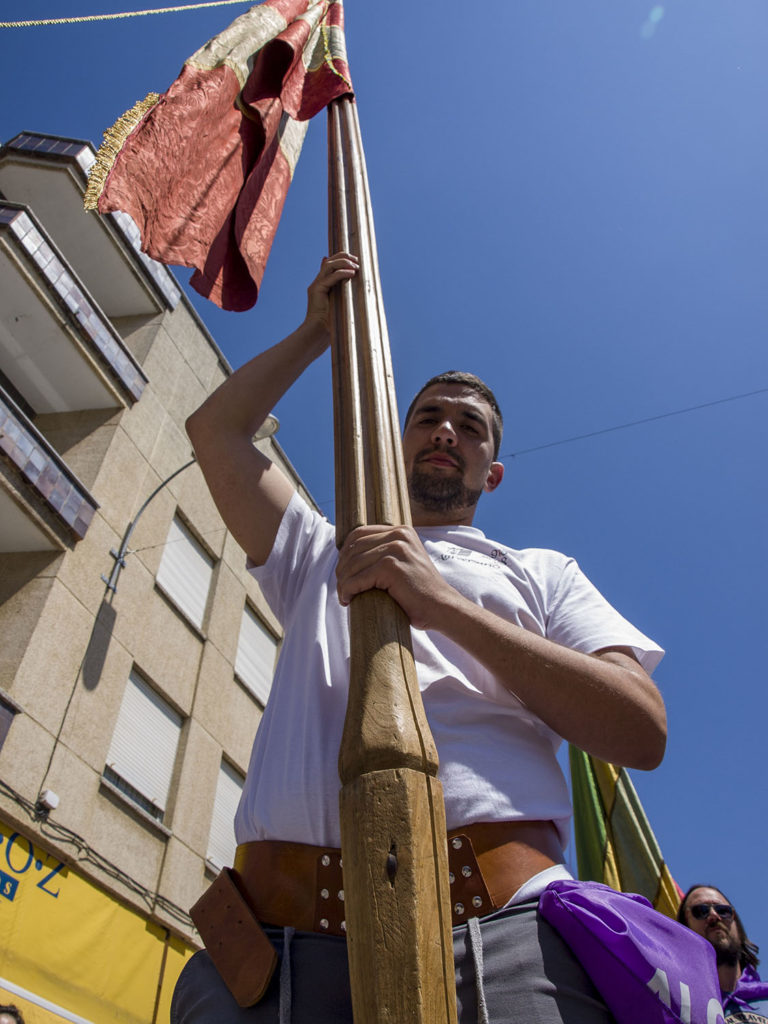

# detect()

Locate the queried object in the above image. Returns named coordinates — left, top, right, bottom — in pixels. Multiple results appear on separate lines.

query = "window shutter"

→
left=156, top=516, right=214, bottom=629
left=235, top=604, right=278, bottom=705
left=207, top=760, right=244, bottom=870
left=105, top=670, right=182, bottom=816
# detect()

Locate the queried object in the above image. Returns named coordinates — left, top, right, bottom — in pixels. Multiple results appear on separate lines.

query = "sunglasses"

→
left=689, top=903, right=734, bottom=922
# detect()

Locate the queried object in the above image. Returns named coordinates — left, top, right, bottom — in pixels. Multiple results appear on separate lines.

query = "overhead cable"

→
left=503, top=386, right=768, bottom=459
left=0, top=0, right=250, bottom=28
left=0, top=778, right=191, bottom=927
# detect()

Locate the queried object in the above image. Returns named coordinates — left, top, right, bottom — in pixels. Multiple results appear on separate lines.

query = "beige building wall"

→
left=0, top=132, right=311, bottom=953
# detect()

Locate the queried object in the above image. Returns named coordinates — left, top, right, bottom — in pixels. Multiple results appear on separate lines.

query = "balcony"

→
left=0, top=132, right=180, bottom=318
left=0, top=385, right=98, bottom=550
left=0, top=202, right=148, bottom=411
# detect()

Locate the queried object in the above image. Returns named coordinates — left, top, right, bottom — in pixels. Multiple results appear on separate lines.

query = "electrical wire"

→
left=502, top=386, right=768, bottom=460
left=0, top=0, right=250, bottom=29
left=311, top=383, right=768, bottom=512
left=0, top=778, right=192, bottom=927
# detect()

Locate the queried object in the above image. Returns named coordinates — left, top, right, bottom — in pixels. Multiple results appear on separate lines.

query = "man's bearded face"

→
left=401, top=383, right=503, bottom=526
left=685, top=888, right=742, bottom=967
left=408, top=448, right=483, bottom=512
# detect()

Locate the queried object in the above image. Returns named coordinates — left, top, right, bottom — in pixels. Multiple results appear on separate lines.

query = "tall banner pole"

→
left=328, top=96, right=459, bottom=1024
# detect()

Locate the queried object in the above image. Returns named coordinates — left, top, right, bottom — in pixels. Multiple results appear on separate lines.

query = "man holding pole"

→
left=172, top=253, right=666, bottom=1023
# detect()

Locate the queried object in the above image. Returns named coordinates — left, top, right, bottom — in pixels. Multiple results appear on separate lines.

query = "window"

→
left=103, top=670, right=182, bottom=823
left=155, top=515, right=214, bottom=630
left=206, top=759, right=244, bottom=870
left=0, top=694, right=19, bottom=752
left=234, top=604, right=278, bottom=705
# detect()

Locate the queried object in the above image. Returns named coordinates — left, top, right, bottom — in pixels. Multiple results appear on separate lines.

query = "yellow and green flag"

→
left=569, top=746, right=681, bottom=919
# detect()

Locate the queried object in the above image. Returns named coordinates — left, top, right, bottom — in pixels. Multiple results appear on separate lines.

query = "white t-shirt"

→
left=236, top=493, right=663, bottom=849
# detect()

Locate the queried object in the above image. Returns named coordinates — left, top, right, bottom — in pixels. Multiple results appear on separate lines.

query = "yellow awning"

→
left=0, top=819, right=195, bottom=1022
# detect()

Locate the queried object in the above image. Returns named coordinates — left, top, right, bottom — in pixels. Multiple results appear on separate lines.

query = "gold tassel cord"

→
left=320, top=1, right=353, bottom=93
left=1, top=1, right=251, bottom=29
left=83, top=93, right=160, bottom=211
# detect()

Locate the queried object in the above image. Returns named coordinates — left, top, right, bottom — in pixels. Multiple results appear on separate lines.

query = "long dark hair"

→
left=677, top=884, right=760, bottom=971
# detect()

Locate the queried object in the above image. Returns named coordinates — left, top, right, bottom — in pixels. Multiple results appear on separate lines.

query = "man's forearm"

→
left=187, top=319, right=328, bottom=445
left=431, top=588, right=666, bottom=770
left=188, top=252, right=357, bottom=448
left=185, top=254, right=358, bottom=566
left=185, top=321, right=328, bottom=565
left=336, top=523, right=667, bottom=770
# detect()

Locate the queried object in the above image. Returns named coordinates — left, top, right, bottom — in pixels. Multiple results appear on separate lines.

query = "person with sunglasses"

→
left=678, top=885, right=768, bottom=1022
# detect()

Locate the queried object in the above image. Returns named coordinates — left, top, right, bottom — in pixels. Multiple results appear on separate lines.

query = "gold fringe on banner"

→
left=84, top=92, right=160, bottom=211
left=320, top=15, right=353, bottom=92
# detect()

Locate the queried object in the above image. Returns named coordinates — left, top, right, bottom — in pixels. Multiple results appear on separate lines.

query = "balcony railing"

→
left=0, top=201, right=148, bottom=405
left=1, top=132, right=181, bottom=311
left=0, top=385, right=98, bottom=543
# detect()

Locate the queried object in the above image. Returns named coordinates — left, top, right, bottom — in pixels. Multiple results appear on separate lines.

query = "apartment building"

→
left=0, top=132, right=312, bottom=1023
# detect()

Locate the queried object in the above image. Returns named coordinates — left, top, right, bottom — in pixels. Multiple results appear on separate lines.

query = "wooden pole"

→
left=328, top=96, right=459, bottom=1024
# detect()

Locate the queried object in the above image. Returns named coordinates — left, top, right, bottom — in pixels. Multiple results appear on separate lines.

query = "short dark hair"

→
left=404, top=371, right=503, bottom=460
left=677, top=884, right=759, bottom=971
left=0, top=1006, right=25, bottom=1023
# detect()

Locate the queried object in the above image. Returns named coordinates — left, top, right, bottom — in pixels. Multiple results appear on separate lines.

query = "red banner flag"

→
left=85, top=0, right=352, bottom=311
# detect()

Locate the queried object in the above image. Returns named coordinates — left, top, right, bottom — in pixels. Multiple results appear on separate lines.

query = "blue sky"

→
left=2, top=1, right=767, bottom=950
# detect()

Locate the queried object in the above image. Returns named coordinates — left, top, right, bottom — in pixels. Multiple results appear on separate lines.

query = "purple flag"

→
left=540, top=879, right=724, bottom=1024
left=724, top=965, right=768, bottom=1019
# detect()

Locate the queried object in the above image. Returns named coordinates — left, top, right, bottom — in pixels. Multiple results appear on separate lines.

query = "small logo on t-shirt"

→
left=436, top=545, right=506, bottom=572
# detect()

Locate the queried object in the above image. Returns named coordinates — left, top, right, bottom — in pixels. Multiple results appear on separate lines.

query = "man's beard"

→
left=714, top=940, right=741, bottom=967
left=408, top=463, right=482, bottom=513
left=707, top=925, right=741, bottom=967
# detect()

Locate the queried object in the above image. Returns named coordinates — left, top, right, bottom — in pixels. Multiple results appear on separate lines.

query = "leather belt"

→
left=232, top=820, right=562, bottom=938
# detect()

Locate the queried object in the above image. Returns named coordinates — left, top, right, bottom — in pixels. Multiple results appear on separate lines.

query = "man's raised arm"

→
left=186, top=253, right=358, bottom=566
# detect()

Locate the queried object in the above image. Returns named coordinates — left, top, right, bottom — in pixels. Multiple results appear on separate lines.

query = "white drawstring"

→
left=467, top=916, right=490, bottom=1024
left=278, top=926, right=295, bottom=1024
